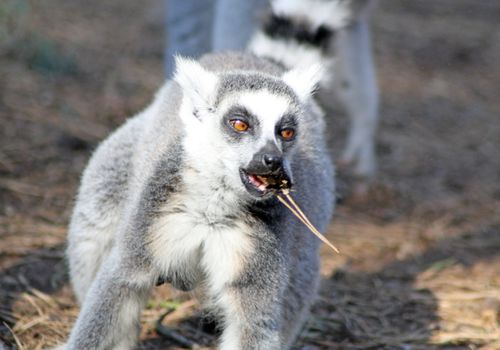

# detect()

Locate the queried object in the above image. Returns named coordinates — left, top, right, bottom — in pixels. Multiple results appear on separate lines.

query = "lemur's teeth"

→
left=258, top=184, right=267, bottom=191
left=249, top=175, right=263, bottom=187
left=256, top=175, right=268, bottom=185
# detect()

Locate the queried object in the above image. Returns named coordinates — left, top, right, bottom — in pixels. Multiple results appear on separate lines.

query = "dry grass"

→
left=1, top=0, right=499, bottom=349
left=277, top=190, right=340, bottom=254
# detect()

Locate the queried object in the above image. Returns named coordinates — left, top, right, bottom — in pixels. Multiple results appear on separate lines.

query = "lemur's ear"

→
left=174, top=56, right=219, bottom=109
left=282, top=64, right=324, bottom=102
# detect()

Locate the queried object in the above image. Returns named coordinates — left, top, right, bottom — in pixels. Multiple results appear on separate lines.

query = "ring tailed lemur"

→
left=249, top=0, right=379, bottom=178
left=60, top=52, right=334, bottom=349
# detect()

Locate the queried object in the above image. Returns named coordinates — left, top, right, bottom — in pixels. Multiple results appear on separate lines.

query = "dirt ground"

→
left=0, top=0, right=499, bottom=349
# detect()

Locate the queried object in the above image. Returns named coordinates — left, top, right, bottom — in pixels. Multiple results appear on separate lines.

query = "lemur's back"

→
left=67, top=113, right=145, bottom=302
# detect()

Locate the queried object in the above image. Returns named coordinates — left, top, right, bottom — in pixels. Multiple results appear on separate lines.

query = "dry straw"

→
left=276, top=189, right=339, bottom=254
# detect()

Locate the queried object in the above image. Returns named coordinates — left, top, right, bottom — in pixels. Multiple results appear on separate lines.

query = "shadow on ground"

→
left=301, top=226, right=499, bottom=349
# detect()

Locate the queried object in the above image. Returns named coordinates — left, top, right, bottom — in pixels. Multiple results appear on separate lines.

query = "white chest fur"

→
left=147, top=173, right=255, bottom=293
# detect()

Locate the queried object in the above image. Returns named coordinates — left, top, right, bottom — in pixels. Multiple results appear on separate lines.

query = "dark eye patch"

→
left=276, top=114, right=298, bottom=133
left=276, top=114, right=298, bottom=145
left=221, top=105, right=260, bottom=141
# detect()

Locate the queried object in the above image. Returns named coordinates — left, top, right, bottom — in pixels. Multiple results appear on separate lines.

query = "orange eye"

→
left=230, top=119, right=249, bottom=132
left=280, top=129, right=295, bottom=140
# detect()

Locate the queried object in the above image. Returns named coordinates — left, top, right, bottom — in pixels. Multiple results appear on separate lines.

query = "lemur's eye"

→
left=280, top=129, right=295, bottom=140
left=230, top=119, right=249, bottom=132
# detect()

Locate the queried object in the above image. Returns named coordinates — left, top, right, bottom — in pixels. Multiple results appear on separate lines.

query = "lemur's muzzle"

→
left=239, top=142, right=293, bottom=197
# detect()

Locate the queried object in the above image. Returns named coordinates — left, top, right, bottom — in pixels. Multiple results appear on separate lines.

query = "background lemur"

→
left=249, top=0, right=379, bottom=179
left=61, top=53, right=334, bottom=349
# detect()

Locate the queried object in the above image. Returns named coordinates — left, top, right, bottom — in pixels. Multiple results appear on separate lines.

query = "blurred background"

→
left=0, top=0, right=499, bottom=349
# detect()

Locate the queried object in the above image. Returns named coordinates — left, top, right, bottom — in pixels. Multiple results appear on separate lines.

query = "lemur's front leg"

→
left=335, top=8, right=379, bottom=179
left=218, top=283, right=284, bottom=350
left=65, top=248, right=155, bottom=350
left=202, top=233, right=287, bottom=350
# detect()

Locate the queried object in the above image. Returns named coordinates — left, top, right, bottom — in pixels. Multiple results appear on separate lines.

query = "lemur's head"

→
left=174, top=56, right=322, bottom=200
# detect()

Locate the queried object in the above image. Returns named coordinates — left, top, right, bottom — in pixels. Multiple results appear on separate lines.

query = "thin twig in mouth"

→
left=276, top=189, right=340, bottom=254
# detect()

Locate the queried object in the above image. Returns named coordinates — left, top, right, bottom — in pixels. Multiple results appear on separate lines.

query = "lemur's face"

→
left=216, top=90, right=299, bottom=199
left=175, top=57, right=322, bottom=200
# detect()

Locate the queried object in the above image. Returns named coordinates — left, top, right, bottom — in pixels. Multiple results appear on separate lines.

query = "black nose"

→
left=262, top=154, right=282, bottom=171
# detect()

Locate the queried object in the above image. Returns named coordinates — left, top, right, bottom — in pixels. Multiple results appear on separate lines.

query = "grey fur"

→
left=215, top=71, right=299, bottom=106
left=61, top=52, right=334, bottom=350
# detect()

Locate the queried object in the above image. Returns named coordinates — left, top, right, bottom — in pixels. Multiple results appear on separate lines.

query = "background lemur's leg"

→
left=334, top=9, right=379, bottom=179
left=65, top=249, right=155, bottom=350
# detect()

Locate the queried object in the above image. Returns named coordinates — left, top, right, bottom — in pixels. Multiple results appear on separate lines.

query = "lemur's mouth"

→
left=240, top=169, right=292, bottom=197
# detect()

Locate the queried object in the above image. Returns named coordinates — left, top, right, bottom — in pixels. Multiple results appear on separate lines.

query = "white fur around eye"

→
left=219, top=90, right=292, bottom=147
